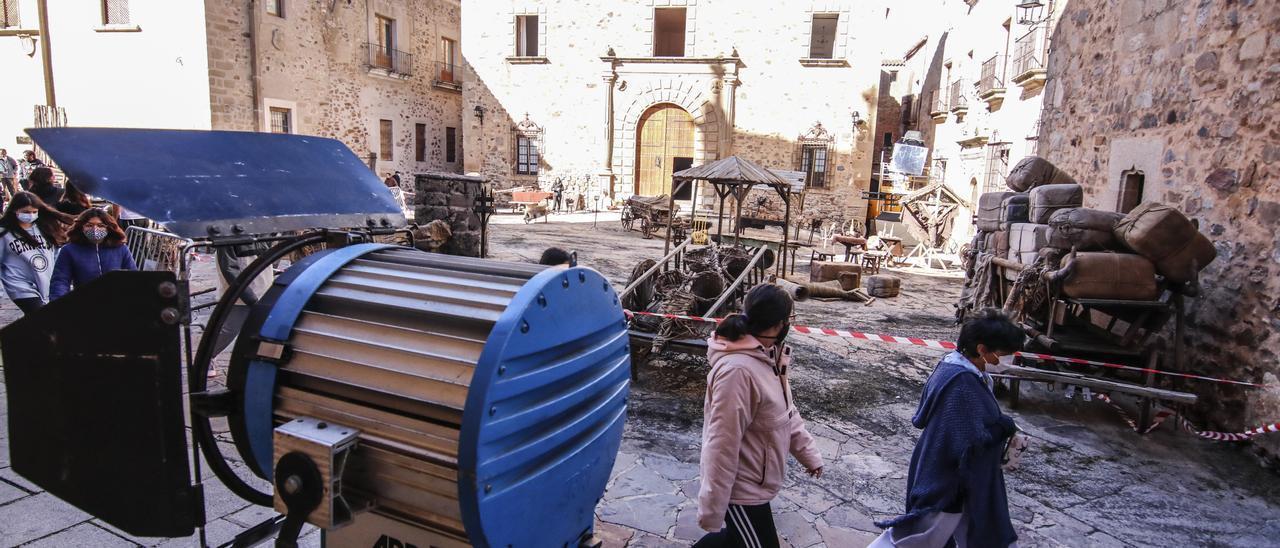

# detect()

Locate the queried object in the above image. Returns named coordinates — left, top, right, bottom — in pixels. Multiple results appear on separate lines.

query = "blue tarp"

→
left=27, top=128, right=405, bottom=238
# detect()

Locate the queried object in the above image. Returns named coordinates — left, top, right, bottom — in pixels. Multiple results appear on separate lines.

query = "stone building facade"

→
left=205, top=0, right=464, bottom=184
left=461, top=1, right=882, bottom=224
left=1041, top=0, right=1280, bottom=455
left=872, top=0, right=1065, bottom=247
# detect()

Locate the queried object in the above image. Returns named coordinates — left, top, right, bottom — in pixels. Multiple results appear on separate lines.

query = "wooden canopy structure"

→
left=668, top=156, right=795, bottom=274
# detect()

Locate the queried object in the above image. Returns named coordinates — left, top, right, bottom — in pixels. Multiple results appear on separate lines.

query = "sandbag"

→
left=865, top=274, right=901, bottom=298
left=810, top=260, right=863, bottom=283
left=1005, top=156, right=1076, bottom=192
left=1055, top=252, right=1159, bottom=300
left=838, top=271, right=861, bottom=291
left=1007, top=223, right=1050, bottom=265
left=977, top=191, right=1017, bottom=232
left=1113, top=202, right=1216, bottom=283
left=1000, top=194, right=1030, bottom=229
left=1029, top=184, right=1084, bottom=224
left=1155, top=231, right=1216, bottom=284
left=775, top=278, right=810, bottom=301
left=992, top=230, right=1011, bottom=258
left=1046, top=208, right=1124, bottom=251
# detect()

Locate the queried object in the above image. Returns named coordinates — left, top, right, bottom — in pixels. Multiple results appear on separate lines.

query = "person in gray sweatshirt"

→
left=0, top=192, right=70, bottom=314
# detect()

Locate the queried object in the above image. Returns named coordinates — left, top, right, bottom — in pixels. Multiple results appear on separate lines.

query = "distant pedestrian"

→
left=0, top=148, right=17, bottom=199
left=552, top=178, right=565, bottom=212
left=17, top=150, right=45, bottom=190
left=695, top=284, right=823, bottom=548
left=871, top=308, right=1023, bottom=548
left=0, top=192, right=70, bottom=314
left=57, top=181, right=92, bottom=217
left=392, top=171, right=402, bottom=186
left=538, top=247, right=573, bottom=266
left=50, top=208, right=136, bottom=300
left=27, top=167, right=63, bottom=209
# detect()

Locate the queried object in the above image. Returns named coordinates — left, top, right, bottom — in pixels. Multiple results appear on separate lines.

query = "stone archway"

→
left=613, top=81, right=721, bottom=197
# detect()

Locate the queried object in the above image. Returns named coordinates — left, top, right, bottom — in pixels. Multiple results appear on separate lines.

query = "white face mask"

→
left=17, top=212, right=38, bottom=224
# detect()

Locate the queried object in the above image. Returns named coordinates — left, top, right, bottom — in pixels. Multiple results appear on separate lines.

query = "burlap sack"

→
left=977, top=191, right=1018, bottom=232
left=865, top=274, right=901, bottom=298
left=1113, top=202, right=1216, bottom=283
left=1007, top=223, right=1050, bottom=265
left=1028, top=184, right=1084, bottom=224
left=810, top=260, right=863, bottom=283
left=1056, top=252, right=1159, bottom=300
left=1046, top=208, right=1124, bottom=251
left=999, top=194, right=1031, bottom=229
left=1005, top=156, right=1076, bottom=192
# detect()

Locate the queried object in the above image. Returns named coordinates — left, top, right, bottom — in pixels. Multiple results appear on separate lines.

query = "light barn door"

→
left=636, top=104, right=694, bottom=197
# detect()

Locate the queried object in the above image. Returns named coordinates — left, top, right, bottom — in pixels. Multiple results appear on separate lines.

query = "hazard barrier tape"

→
left=623, top=310, right=1266, bottom=388
left=1095, top=393, right=1280, bottom=441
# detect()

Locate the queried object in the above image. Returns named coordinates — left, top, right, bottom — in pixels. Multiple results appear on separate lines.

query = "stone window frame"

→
left=800, top=4, right=851, bottom=67
left=262, top=98, right=298, bottom=135
left=512, top=114, right=543, bottom=176
left=507, top=5, right=549, bottom=64
left=642, top=0, right=696, bottom=58
left=796, top=122, right=835, bottom=190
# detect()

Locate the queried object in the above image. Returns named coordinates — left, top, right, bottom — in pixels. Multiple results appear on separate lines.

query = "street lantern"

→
left=1016, top=0, right=1047, bottom=25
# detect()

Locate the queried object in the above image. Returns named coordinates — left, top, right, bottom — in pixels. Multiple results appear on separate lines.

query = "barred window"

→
left=269, top=107, right=291, bottom=134
left=102, top=0, right=130, bottom=25
left=1, top=0, right=19, bottom=29
left=266, top=0, right=283, bottom=18
left=809, top=14, right=839, bottom=59
left=445, top=127, right=457, bottom=163
left=796, top=121, right=834, bottom=189
left=984, top=143, right=1010, bottom=193
left=414, top=123, right=426, bottom=162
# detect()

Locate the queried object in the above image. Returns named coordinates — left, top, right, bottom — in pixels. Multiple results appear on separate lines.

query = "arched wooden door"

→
left=636, top=104, right=695, bottom=197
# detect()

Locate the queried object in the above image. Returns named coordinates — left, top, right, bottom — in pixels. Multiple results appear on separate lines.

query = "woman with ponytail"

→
left=694, top=284, right=824, bottom=548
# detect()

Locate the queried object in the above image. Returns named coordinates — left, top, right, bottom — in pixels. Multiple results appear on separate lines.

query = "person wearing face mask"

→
left=0, top=192, right=70, bottom=313
left=49, top=208, right=136, bottom=301
left=872, top=308, right=1025, bottom=548
left=695, top=284, right=823, bottom=548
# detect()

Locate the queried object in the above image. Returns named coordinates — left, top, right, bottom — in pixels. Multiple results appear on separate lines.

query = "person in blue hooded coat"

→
left=872, top=308, right=1025, bottom=548
left=50, top=208, right=136, bottom=300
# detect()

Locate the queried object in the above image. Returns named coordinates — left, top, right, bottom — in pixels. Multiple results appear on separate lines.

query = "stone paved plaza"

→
left=0, top=215, right=1278, bottom=546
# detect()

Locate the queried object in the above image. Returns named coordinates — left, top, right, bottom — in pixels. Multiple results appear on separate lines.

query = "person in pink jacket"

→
left=695, top=284, right=824, bottom=548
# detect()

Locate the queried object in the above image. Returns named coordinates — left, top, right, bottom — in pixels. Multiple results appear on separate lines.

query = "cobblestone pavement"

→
left=0, top=216, right=1277, bottom=547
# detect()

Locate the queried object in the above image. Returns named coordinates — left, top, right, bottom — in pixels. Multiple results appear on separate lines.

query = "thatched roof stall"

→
left=671, top=156, right=795, bottom=274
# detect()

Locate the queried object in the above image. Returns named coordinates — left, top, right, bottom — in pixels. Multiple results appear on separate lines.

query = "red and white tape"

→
left=1096, top=393, right=1280, bottom=441
left=623, top=310, right=1265, bottom=388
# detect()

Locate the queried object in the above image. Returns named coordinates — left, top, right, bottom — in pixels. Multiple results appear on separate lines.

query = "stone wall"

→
left=1041, top=0, right=1280, bottom=456
left=414, top=172, right=483, bottom=257
left=205, top=0, right=464, bottom=191
left=461, top=0, right=882, bottom=222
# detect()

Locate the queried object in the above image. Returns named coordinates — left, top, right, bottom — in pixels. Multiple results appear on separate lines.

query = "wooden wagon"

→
left=621, top=194, right=687, bottom=239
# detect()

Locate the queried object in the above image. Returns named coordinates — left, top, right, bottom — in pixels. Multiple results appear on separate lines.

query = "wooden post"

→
left=663, top=179, right=680, bottom=266
left=716, top=184, right=729, bottom=240
left=779, top=187, right=791, bottom=276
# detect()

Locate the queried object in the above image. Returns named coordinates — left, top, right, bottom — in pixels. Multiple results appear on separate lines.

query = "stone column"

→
left=725, top=74, right=740, bottom=156
left=597, top=72, right=618, bottom=201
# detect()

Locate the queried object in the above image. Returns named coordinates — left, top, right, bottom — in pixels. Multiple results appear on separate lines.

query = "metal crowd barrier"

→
left=126, top=225, right=194, bottom=273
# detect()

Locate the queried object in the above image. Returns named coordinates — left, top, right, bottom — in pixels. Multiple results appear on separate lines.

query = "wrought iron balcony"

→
left=1012, top=29, right=1048, bottom=90
left=365, top=42, right=413, bottom=77
left=948, top=79, right=969, bottom=114
left=929, top=90, right=949, bottom=123
left=434, top=61, right=462, bottom=90
left=978, top=55, right=1007, bottom=109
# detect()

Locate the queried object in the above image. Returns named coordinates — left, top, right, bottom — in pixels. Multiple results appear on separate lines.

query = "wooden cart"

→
left=621, top=194, right=685, bottom=239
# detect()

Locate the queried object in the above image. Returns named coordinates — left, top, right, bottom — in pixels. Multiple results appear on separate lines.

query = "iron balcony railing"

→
left=949, top=79, right=969, bottom=111
left=365, top=42, right=413, bottom=76
left=1013, top=29, right=1046, bottom=78
left=929, top=90, right=948, bottom=114
left=435, top=61, right=462, bottom=87
left=978, top=55, right=1005, bottom=94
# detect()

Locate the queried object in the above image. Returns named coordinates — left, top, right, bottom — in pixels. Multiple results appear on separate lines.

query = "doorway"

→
left=636, top=104, right=695, bottom=197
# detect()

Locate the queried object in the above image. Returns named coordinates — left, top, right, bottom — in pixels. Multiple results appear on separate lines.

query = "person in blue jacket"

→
left=872, top=308, right=1025, bottom=548
left=50, top=208, right=136, bottom=300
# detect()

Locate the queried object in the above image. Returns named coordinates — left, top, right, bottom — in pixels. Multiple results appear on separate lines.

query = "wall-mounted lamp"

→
left=18, top=34, right=37, bottom=57
left=1016, top=0, right=1048, bottom=25
left=473, top=105, right=486, bottom=123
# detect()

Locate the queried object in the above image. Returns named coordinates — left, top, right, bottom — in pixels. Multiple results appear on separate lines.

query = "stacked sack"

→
left=970, top=156, right=1216, bottom=299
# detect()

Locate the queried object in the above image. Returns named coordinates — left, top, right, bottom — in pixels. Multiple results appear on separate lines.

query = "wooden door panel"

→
left=636, top=105, right=694, bottom=197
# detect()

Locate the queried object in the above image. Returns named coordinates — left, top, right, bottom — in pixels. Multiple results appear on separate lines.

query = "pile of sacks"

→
left=970, top=156, right=1216, bottom=300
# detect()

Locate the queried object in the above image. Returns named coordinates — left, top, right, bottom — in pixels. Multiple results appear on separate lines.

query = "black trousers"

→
left=693, top=502, right=779, bottom=548
left=13, top=297, right=43, bottom=315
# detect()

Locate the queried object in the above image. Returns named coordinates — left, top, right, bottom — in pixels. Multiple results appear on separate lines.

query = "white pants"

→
left=868, top=512, right=968, bottom=548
